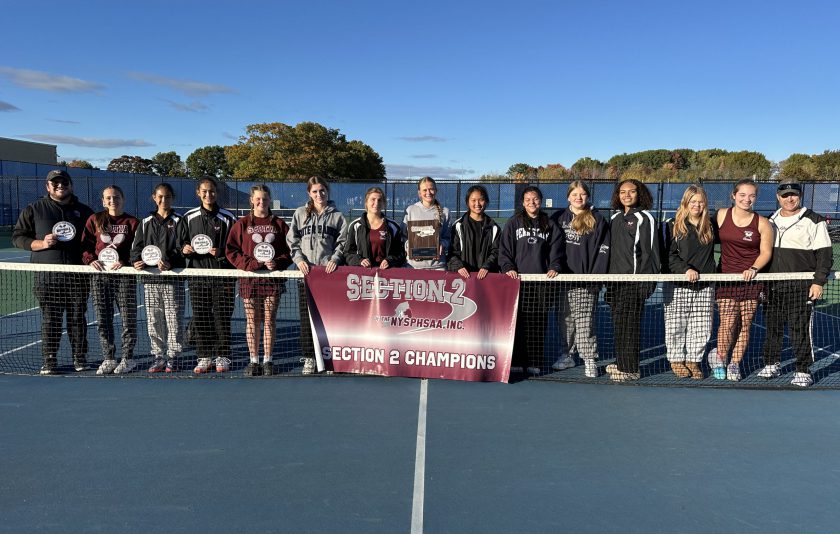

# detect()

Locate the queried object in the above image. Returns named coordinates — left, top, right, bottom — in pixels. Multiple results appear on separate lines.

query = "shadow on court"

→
left=2, top=375, right=840, bottom=533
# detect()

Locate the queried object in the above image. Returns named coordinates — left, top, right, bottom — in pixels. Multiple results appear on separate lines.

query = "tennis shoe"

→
left=40, top=358, right=58, bottom=376
left=193, top=358, right=213, bottom=374
left=584, top=359, right=598, bottom=378
left=244, top=361, right=261, bottom=377
left=726, top=363, right=741, bottom=381
left=73, top=356, right=88, bottom=372
left=262, top=361, right=274, bottom=376
left=712, top=366, right=726, bottom=380
left=301, top=357, right=316, bottom=375
left=685, top=362, right=703, bottom=379
left=114, top=358, right=137, bottom=374
left=670, top=361, right=691, bottom=378
left=551, top=355, right=576, bottom=371
left=526, top=366, right=541, bottom=375
left=215, top=357, right=231, bottom=373
left=605, top=363, right=639, bottom=382
left=165, top=359, right=180, bottom=373
left=97, top=358, right=118, bottom=375
left=148, top=357, right=167, bottom=373
left=756, top=363, right=781, bottom=379
left=791, top=372, right=813, bottom=388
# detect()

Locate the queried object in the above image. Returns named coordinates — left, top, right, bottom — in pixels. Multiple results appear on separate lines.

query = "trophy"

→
left=407, top=219, right=440, bottom=261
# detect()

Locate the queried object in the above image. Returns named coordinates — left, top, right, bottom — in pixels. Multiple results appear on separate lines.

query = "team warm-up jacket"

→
left=499, top=214, right=564, bottom=274
left=80, top=213, right=140, bottom=265
left=226, top=214, right=292, bottom=271
left=608, top=208, right=661, bottom=275
left=12, top=194, right=94, bottom=265
left=176, top=204, right=237, bottom=269
left=550, top=208, right=610, bottom=274
left=447, top=213, right=501, bottom=272
left=129, top=211, right=185, bottom=269
left=663, top=218, right=716, bottom=277
left=287, top=201, right=347, bottom=266
left=344, top=216, right=405, bottom=267
left=768, top=207, right=833, bottom=285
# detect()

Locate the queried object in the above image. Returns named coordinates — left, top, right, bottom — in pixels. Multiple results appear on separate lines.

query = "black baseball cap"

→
left=46, top=170, right=73, bottom=183
left=777, top=182, right=801, bottom=195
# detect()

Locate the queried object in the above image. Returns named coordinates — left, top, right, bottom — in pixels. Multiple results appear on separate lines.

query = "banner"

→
left=306, top=266, right=519, bottom=382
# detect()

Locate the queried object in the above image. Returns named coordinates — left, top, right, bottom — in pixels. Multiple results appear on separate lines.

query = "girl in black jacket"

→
left=447, top=185, right=500, bottom=279
left=345, top=187, right=405, bottom=269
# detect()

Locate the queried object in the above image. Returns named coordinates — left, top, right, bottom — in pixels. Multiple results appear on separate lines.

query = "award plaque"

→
left=52, top=221, right=76, bottom=242
left=191, top=234, right=213, bottom=255
left=98, top=247, right=119, bottom=267
left=254, top=242, right=275, bottom=262
left=407, top=219, right=440, bottom=261
left=141, top=245, right=163, bottom=266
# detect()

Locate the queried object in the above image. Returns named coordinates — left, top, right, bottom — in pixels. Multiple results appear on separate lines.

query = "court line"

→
left=411, top=378, right=428, bottom=534
left=0, top=319, right=98, bottom=358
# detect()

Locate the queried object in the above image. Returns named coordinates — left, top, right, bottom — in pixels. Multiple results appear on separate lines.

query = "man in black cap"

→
left=12, top=170, right=95, bottom=374
left=757, top=180, right=833, bottom=387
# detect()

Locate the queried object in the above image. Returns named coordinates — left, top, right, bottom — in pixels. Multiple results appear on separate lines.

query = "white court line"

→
left=0, top=319, right=97, bottom=358
left=411, top=378, right=428, bottom=534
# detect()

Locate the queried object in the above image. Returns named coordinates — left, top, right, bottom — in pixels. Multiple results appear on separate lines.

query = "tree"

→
left=225, top=121, right=385, bottom=181
left=570, top=157, right=606, bottom=181
left=107, top=155, right=153, bottom=174
left=66, top=160, right=94, bottom=169
left=151, top=151, right=186, bottom=177
left=186, top=145, right=231, bottom=178
left=813, top=150, right=840, bottom=181
left=536, top=163, right=569, bottom=182
left=779, top=153, right=816, bottom=181
left=478, top=173, right=508, bottom=183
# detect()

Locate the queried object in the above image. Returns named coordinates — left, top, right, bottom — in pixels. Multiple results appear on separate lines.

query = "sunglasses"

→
left=777, top=183, right=802, bottom=192
left=49, top=180, right=70, bottom=187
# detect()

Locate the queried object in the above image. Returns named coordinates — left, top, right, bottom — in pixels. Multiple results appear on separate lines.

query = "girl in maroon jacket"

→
left=226, top=185, right=292, bottom=376
left=81, top=185, right=140, bottom=375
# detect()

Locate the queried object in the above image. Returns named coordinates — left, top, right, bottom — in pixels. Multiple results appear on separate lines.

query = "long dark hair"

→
left=610, top=178, right=653, bottom=211
left=516, top=186, right=549, bottom=233
left=305, top=176, right=330, bottom=219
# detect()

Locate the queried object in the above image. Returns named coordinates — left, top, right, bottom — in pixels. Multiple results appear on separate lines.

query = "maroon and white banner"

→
left=306, top=266, right=519, bottom=382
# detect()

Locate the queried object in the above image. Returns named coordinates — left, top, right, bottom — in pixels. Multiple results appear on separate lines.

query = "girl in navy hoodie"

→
left=500, top=186, right=563, bottom=376
left=550, top=181, right=609, bottom=377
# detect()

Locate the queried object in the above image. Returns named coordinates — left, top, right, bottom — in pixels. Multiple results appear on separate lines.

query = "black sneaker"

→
left=244, top=361, right=262, bottom=377
left=40, top=358, right=58, bottom=376
left=73, top=356, right=88, bottom=372
left=262, top=361, right=274, bottom=376
left=165, top=359, right=180, bottom=373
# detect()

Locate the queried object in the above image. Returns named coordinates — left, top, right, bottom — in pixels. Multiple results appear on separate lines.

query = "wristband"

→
left=748, top=266, right=758, bottom=271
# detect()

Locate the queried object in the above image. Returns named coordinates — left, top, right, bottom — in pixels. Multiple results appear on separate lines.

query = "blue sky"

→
left=2, top=0, right=839, bottom=179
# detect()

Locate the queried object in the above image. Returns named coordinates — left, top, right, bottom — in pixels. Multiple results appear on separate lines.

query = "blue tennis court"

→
left=2, top=375, right=840, bottom=533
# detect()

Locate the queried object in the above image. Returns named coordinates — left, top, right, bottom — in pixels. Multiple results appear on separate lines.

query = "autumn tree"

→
left=66, top=160, right=94, bottom=169
left=186, top=145, right=231, bottom=178
left=225, top=121, right=385, bottom=181
left=151, top=151, right=186, bottom=177
left=107, top=155, right=153, bottom=174
left=536, top=163, right=569, bottom=182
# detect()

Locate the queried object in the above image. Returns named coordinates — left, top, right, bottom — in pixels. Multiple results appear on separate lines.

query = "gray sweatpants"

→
left=563, top=285, right=600, bottom=361
left=663, top=283, right=713, bottom=363
left=144, top=282, right=184, bottom=359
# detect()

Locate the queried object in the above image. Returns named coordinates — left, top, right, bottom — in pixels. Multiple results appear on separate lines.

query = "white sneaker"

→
left=756, top=363, right=781, bottom=379
left=193, top=357, right=213, bottom=374
left=584, top=359, right=598, bottom=378
left=526, top=366, right=541, bottom=375
left=726, top=363, right=741, bottom=381
left=215, top=357, right=231, bottom=373
left=791, top=372, right=814, bottom=387
left=96, top=359, right=118, bottom=375
left=551, top=355, right=576, bottom=371
left=113, top=358, right=137, bottom=374
left=301, top=357, right=316, bottom=375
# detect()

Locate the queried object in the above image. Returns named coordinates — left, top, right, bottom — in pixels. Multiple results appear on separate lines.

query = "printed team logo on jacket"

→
left=743, top=230, right=754, bottom=241
left=515, top=227, right=549, bottom=245
left=299, top=224, right=342, bottom=239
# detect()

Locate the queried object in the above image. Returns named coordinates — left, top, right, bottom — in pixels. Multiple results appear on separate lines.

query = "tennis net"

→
left=1, top=261, right=838, bottom=387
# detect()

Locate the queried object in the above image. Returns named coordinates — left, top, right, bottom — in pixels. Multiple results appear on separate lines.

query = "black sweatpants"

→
left=761, top=280, right=814, bottom=373
left=605, top=282, right=656, bottom=374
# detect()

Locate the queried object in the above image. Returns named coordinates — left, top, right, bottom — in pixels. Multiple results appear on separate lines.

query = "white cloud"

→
left=0, top=66, right=104, bottom=92
left=385, top=164, right=474, bottom=180
left=222, top=131, right=238, bottom=140
left=397, top=135, right=449, bottom=142
left=410, top=154, right=437, bottom=159
left=22, top=134, right=154, bottom=148
left=162, top=99, right=209, bottom=112
left=47, top=118, right=81, bottom=124
left=0, top=100, right=20, bottom=111
left=128, top=71, right=236, bottom=96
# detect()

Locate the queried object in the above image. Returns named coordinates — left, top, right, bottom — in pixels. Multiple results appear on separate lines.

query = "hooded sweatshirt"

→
left=287, top=201, right=347, bottom=266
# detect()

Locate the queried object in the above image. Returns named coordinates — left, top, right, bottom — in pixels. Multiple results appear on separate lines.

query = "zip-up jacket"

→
left=664, top=218, right=716, bottom=276
left=768, top=207, right=833, bottom=286
left=499, top=213, right=564, bottom=274
left=608, top=208, right=661, bottom=275
left=344, top=215, right=405, bottom=267
left=447, top=213, right=500, bottom=272
left=551, top=208, right=610, bottom=274
left=176, top=204, right=237, bottom=269
left=12, top=194, right=94, bottom=264
left=130, top=211, right=185, bottom=269
left=226, top=214, right=292, bottom=272
left=286, top=201, right=347, bottom=266
left=81, top=212, right=140, bottom=265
